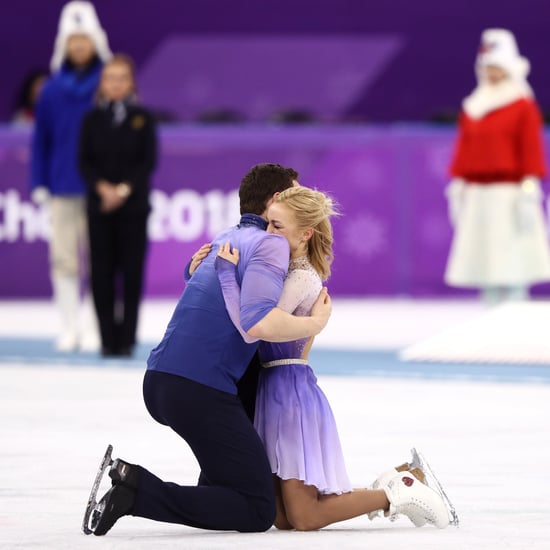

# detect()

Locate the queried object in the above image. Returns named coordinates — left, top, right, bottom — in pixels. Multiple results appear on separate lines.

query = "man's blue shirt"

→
left=147, top=217, right=289, bottom=394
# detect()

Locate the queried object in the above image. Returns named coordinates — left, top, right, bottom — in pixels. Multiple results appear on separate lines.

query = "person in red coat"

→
left=444, top=29, right=550, bottom=304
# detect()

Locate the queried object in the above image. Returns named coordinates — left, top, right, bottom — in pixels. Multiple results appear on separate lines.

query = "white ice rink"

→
left=1, top=299, right=549, bottom=549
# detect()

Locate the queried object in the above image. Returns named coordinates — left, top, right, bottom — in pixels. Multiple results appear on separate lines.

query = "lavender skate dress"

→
left=217, top=255, right=352, bottom=495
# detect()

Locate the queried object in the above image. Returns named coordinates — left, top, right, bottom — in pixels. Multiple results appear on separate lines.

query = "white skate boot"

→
left=383, top=471, right=449, bottom=528
left=367, top=461, right=426, bottom=522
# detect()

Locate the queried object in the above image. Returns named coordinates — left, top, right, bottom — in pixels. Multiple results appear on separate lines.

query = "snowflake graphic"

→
left=341, top=213, right=388, bottom=261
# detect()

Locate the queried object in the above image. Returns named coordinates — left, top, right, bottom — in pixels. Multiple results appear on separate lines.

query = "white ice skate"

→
left=367, top=459, right=426, bottom=523
left=410, top=447, right=459, bottom=527
left=384, top=471, right=449, bottom=528
left=368, top=448, right=458, bottom=527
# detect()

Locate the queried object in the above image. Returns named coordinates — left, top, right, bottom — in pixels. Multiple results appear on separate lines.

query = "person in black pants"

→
left=79, top=54, right=157, bottom=356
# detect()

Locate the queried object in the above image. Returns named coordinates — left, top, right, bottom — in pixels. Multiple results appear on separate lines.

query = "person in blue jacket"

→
left=31, top=1, right=112, bottom=352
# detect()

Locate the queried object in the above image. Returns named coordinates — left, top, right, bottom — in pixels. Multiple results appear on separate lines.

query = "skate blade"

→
left=410, top=447, right=459, bottom=527
left=82, top=444, right=113, bottom=535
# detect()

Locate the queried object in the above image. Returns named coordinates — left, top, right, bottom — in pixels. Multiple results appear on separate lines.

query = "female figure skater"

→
left=215, top=186, right=449, bottom=530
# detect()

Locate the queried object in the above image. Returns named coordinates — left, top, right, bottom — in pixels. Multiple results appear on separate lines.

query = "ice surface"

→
left=1, top=299, right=549, bottom=549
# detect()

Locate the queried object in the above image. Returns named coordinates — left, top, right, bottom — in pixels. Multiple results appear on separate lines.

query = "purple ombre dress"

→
left=217, top=255, right=352, bottom=495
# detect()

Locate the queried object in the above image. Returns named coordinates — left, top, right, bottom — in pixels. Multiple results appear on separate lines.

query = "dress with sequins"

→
left=217, top=255, right=352, bottom=495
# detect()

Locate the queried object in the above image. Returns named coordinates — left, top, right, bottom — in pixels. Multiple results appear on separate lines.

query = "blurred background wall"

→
left=2, top=0, right=549, bottom=123
left=1, top=1, right=550, bottom=298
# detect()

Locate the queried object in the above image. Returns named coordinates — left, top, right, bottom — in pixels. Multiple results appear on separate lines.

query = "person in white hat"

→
left=30, top=1, right=112, bottom=351
left=444, top=29, right=550, bottom=304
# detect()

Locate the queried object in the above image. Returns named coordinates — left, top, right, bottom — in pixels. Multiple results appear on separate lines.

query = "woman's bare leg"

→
left=273, top=476, right=293, bottom=530
left=280, top=478, right=389, bottom=531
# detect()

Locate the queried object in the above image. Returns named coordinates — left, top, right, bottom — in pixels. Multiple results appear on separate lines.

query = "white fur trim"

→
left=462, top=79, right=532, bottom=120
left=50, top=1, right=112, bottom=71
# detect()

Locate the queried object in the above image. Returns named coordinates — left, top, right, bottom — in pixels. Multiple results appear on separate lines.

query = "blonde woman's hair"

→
left=274, top=186, right=339, bottom=281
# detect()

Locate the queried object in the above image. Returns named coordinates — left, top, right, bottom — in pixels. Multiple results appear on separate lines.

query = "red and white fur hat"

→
left=475, top=29, right=530, bottom=82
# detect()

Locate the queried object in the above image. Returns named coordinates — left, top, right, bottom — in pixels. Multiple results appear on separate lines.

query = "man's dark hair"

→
left=239, top=163, right=297, bottom=215
left=285, top=167, right=299, bottom=182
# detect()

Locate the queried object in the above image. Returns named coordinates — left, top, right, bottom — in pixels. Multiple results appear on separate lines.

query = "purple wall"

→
left=2, top=124, right=550, bottom=299
left=2, top=1, right=550, bottom=122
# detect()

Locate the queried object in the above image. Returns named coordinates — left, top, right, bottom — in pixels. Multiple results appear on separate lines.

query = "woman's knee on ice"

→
left=285, top=508, right=320, bottom=531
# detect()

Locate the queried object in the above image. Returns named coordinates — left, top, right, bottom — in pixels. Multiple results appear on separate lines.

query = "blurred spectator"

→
left=11, top=69, right=49, bottom=126
left=444, top=29, right=550, bottom=304
left=79, top=54, right=157, bottom=357
left=427, top=109, right=460, bottom=125
left=30, top=1, right=112, bottom=351
left=196, top=108, right=245, bottom=124
left=269, top=108, right=316, bottom=124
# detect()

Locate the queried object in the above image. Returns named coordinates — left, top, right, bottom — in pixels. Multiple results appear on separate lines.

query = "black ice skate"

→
left=90, top=482, right=135, bottom=536
left=410, top=447, right=459, bottom=527
left=82, top=444, right=113, bottom=535
left=82, top=445, right=138, bottom=536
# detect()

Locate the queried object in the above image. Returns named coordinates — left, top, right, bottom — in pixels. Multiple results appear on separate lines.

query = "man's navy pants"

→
left=130, top=370, right=276, bottom=532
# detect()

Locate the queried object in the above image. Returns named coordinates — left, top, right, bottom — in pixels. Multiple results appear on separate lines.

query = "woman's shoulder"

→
left=518, top=97, right=543, bottom=114
left=283, top=262, right=322, bottom=305
left=287, top=258, right=322, bottom=284
left=503, top=97, right=544, bottom=125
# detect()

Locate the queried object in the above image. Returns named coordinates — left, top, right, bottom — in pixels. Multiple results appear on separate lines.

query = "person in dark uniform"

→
left=79, top=54, right=157, bottom=356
